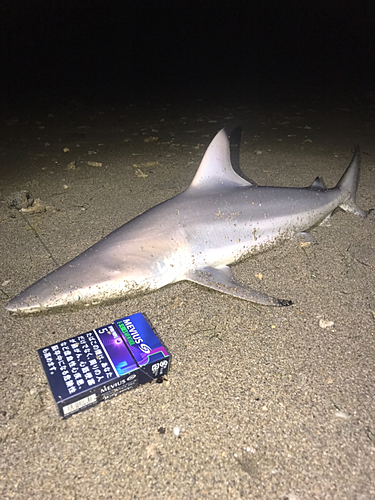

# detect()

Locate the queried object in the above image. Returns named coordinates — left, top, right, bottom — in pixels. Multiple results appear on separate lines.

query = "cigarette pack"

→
left=38, top=313, right=171, bottom=418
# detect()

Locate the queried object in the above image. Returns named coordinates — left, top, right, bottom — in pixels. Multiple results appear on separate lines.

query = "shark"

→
left=5, top=129, right=367, bottom=314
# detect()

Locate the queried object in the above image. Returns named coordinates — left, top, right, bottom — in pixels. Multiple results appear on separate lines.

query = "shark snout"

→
left=5, top=295, right=43, bottom=314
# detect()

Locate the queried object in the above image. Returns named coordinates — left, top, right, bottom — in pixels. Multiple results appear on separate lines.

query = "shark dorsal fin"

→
left=187, top=129, right=252, bottom=191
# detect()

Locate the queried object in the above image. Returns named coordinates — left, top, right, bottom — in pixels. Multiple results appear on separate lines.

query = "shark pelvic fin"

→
left=187, top=129, right=252, bottom=192
left=183, top=266, right=292, bottom=307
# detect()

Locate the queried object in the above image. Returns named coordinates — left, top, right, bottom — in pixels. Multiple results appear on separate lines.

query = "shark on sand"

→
left=5, top=129, right=368, bottom=314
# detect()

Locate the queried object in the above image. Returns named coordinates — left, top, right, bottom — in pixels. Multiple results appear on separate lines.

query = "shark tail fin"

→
left=336, top=146, right=368, bottom=217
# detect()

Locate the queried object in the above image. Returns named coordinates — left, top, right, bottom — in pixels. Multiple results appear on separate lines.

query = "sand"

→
left=1, top=91, right=374, bottom=499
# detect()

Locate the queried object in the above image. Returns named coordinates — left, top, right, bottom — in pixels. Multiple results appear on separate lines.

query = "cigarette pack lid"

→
left=115, top=312, right=170, bottom=367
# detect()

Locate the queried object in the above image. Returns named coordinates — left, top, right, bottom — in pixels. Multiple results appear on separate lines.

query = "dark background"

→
left=1, top=0, right=375, bottom=108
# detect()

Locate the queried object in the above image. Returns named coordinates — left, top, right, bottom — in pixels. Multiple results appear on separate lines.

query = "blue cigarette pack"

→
left=38, top=313, right=171, bottom=418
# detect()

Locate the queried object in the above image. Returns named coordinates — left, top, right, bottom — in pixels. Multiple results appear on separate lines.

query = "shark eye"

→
left=69, top=290, right=83, bottom=303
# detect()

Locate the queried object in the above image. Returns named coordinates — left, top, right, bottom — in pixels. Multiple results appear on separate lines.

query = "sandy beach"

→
left=1, top=89, right=374, bottom=499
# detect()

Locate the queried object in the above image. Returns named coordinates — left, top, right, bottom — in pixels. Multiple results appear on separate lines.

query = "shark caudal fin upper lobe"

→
left=337, top=146, right=368, bottom=217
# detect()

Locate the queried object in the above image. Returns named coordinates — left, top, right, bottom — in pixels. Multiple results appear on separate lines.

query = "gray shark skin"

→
left=5, top=129, right=367, bottom=314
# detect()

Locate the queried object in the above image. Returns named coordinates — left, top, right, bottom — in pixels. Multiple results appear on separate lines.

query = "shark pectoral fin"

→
left=183, top=266, right=292, bottom=307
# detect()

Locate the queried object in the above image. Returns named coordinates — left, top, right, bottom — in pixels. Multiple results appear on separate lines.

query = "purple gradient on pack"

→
left=115, top=313, right=169, bottom=366
left=94, top=325, right=137, bottom=376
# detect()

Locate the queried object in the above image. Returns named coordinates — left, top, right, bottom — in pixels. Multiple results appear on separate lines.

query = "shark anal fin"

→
left=183, top=266, right=292, bottom=307
left=297, top=231, right=316, bottom=243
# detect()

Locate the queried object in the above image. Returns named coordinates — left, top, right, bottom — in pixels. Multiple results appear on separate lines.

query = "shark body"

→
left=5, top=129, right=367, bottom=314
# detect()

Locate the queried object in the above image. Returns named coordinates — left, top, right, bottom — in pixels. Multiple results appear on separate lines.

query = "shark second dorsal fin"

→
left=309, top=176, right=327, bottom=190
left=187, top=129, right=252, bottom=191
